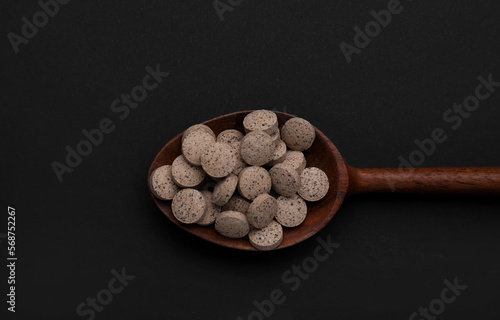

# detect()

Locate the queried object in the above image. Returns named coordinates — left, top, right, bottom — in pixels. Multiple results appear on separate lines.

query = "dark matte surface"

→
left=1, top=0, right=500, bottom=319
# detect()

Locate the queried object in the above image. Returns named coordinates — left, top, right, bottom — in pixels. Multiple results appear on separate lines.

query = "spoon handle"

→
left=347, top=167, right=500, bottom=195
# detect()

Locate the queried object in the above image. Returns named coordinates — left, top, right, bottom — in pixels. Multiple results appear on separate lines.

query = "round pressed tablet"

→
left=247, top=193, right=277, bottom=228
left=212, top=173, right=238, bottom=206
left=243, top=110, right=278, bottom=135
left=267, top=140, right=287, bottom=166
left=249, top=220, right=283, bottom=251
left=275, top=194, right=307, bottom=227
left=238, top=166, right=272, bottom=200
left=240, top=131, right=276, bottom=166
left=231, top=150, right=248, bottom=175
left=149, top=165, right=180, bottom=200
left=298, top=167, right=329, bottom=201
left=217, top=129, right=244, bottom=146
left=281, top=118, right=316, bottom=151
left=222, top=195, right=251, bottom=214
left=217, top=131, right=248, bottom=175
left=269, top=129, right=280, bottom=146
left=172, top=189, right=206, bottom=224
left=182, top=130, right=216, bottom=166
left=171, top=155, right=206, bottom=188
left=215, top=211, right=249, bottom=238
left=269, top=163, right=301, bottom=197
left=201, top=143, right=236, bottom=178
left=182, top=124, right=215, bottom=142
left=196, top=191, right=221, bottom=226
left=282, top=151, right=307, bottom=174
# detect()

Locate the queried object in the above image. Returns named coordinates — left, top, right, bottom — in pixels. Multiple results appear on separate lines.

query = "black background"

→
left=2, top=0, right=500, bottom=319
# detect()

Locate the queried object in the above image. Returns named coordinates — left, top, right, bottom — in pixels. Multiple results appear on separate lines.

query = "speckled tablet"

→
left=269, top=129, right=280, bottom=146
left=217, top=129, right=244, bottom=146
left=222, top=195, right=251, bottom=214
left=248, top=220, right=283, bottom=251
left=182, top=130, right=216, bottom=166
left=196, top=190, right=221, bottom=226
left=231, top=151, right=248, bottom=175
left=298, top=167, right=329, bottom=202
left=212, top=173, right=238, bottom=206
left=246, top=193, right=277, bottom=228
left=243, top=110, right=278, bottom=135
left=149, top=165, right=180, bottom=200
left=240, top=131, right=276, bottom=166
left=215, top=211, right=250, bottom=238
left=269, top=163, right=301, bottom=197
left=281, top=118, right=316, bottom=151
left=171, top=155, right=206, bottom=188
left=237, top=166, right=272, bottom=200
left=201, top=142, right=236, bottom=178
left=217, top=130, right=247, bottom=175
left=267, top=140, right=287, bottom=166
left=172, top=188, right=206, bottom=224
left=282, top=151, right=307, bottom=174
left=182, top=124, right=215, bottom=142
left=275, top=194, right=307, bottom=227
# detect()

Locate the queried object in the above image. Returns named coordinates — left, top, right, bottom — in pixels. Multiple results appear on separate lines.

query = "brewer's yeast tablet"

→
left=231, top=150, right=248, bottom=175
left=282, top=151, right=307, bottom=174
left=275, top=194, right=307, bottom=227
left=243, top=110, right=278, bottom=135
left=240, top=131, right=276, bottom=166
left=246, top=193, right=277, bottom=228
left=248, top=220, right=283, bottom=251
left=237, top=166, right=272, bottom=200
left=215, top=211, right=250, bottom=238
left=298, top=167, right=329, bottom=201
left=222, top=195, right=251, bottom=214
left=182, top=130, right=216, bottom=166
left=269, top=129, right=280, bottom=146
left=267, top=140, right=287, bottom=166
left=217, top=130, right=247, bottom=175
left=217, top=129, right=244, bottom=146
left=213, top=173, right=238, bottom=206
left=171, top=155, right=206, bottom=188
left=269, top=163, right=301, bottom=197
left=182, top=124, right=215, bottom=142
left=201, top=143, right=236, bottom=178
left=196, top=191, right=221, bottom=226
left=149, top=165, right=180, bottom=200
left=172, top=189, right=206, bottom=224
left=281, top=118, right=315, bottom=151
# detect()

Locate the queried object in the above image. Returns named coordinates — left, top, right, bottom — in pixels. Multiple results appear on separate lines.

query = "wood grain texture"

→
left=347, top=167, right=500, bottom=195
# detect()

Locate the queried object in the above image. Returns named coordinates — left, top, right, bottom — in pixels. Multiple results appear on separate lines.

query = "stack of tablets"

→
left=149, top=110, right=329, bottom=251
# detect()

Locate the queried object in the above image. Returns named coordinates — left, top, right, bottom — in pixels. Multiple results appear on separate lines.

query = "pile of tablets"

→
left=149, top=110, right=329, bottom=250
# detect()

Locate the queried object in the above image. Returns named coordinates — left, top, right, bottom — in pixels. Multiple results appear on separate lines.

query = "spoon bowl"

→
left=148, top=110, right=349, bottom=250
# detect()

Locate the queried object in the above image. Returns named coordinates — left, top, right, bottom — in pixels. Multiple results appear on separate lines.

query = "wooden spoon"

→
left=148, top=111, right=500, bottom=251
